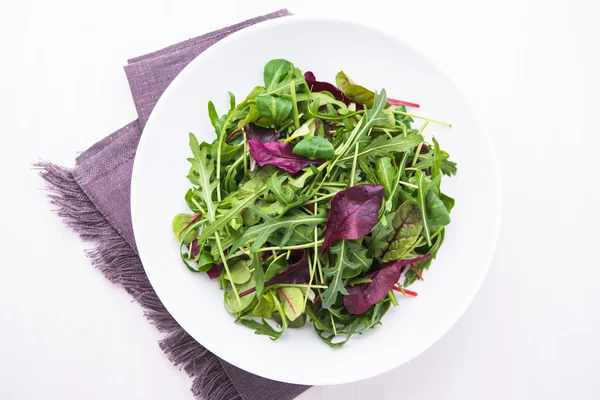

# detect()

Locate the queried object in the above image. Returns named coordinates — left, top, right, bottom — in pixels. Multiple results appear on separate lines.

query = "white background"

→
left=1, top=0, right=599, bottom=399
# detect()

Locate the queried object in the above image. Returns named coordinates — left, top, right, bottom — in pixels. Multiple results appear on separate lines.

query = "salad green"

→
left=172, top=59, right=457, bottom=347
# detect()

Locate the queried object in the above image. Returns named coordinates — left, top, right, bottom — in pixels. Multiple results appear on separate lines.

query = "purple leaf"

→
left=239, top=250, right=309, bottom=297
left=247, top=139, right=322, bottom=173
left=243, top=123, right=279, bottom=143
left=190, top=239, right=200, bottom=258
left=343, top=263, right=401, bottom=314
left=321, top=184, right=385, bottom=252
left=387, top=254, right=432, bottom=268
left=343, top=254, right=431, bottom=314
left=304, top=71, right=347, bottom=103
left=206, top=263, right=223, bottom=280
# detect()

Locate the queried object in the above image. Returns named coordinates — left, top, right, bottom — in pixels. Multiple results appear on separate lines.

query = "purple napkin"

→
left=38, top=9, right=309, bottom=400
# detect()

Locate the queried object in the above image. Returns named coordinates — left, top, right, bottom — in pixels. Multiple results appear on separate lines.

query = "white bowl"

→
left=131, top=16, right=501, bottom=385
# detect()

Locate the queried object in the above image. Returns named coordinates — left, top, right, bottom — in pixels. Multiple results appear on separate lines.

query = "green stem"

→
left=349, top=142, right=359, bottom=187
left=305, top=192, right=337, bottom=205
left=387, top=290, right=398, bottom=306
left=215, top=232, right=240, bottom=305
left=190, top=198, right=207, bottom=215
left=392, top=111, right=452, bottom=127
left=290, top=81, right=300, bottom=130
left=257, top=240, right=324, bottom=253
left=243, top=129, right=248, bottom=178
left=412, top=141, right=425, bottom=170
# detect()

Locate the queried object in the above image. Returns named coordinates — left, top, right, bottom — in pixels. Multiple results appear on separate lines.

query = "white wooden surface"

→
left=1, top=0, right=599, bottom=399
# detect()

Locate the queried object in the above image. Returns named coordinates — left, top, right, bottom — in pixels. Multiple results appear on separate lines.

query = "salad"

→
left=172, top=59, right=457, bottom=347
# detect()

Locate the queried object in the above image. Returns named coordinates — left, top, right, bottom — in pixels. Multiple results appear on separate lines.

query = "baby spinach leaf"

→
left=255, top=95, right=293, bottom=127
left=426, top=191, right=451, bottom=232
left=321, top=184, right=385, bottom=252
left=293, top=136, right=335, bottom=160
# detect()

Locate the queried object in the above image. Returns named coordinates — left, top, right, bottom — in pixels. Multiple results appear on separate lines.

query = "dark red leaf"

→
left=387, top=254, right=432, bottom=268
left=239, top=250, right=310, bottom=297
left=243, top=123, right=279, bottom=143
left=247, top=139, right=323, bottom=173
left=304, top=71, right=348, bottom=103
left=343, top=254, right=430, bottom=313
left=321, top=184, right=385, bottom=252
left=343, top=262, right=401, bottom=314
left=206, top=263, right=223, bottom=279
left=190, top=239, right=200, bottom=258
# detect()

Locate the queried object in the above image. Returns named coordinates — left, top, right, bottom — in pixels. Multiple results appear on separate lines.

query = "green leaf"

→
left=278, top=287, right=305, bottom=322
left=224, top=275, right=255, bottom=314
left=293, top=137, right=335, bottom=160
left=341, top=242, right=373, bottom=279
left=186, top=133, right=218, bottom=221
left=230, top=214, right=326, bottom=254
left=345, top=134, right=424, bottom=161
left=255, top=95, right=293, bottom=127
left=405, top=230, right=445, bottom=287
left=208, top=101, right=221, bottom=132
left=252, top=254, right=265, bottom=298
left=432, top=137, right=442, bottom=180
left=426, top=191, right=451, bottom=232
left=264, top=256, right=286, bottom=281
left=366, top=213, right=394, bottom=257
left=336, top=71, right=378, bottom=107
left=415, top=171, right=441, bottom=246
left=263, top=59, right=305, bottom=95
left=237, top=317, right=282, bottom=340
left=284, top=118, right=316, bottom=143
left=226, top=260, right=251, bottom=284
left=375, top=157, right=397, bottom=199
left=265, top=174, right=295, bottom=205
left=197, top=250, right=215, bottom=272
left=440, top=192, right=455, bottom=212
left=211, top=138, right=241, bottom=163
left=228, top=91, right=236, bottom=111
left=321, top=240, right=370, bottom=309
left=379, top=201, right=423, bottom=262
left=172, top=213, right=200, bottom=243
left=250, top=295, right=274, bottom=319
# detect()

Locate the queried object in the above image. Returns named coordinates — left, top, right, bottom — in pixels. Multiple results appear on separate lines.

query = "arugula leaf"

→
left=186, top=133, right=217, bottom=221
left=237, top=317, right=283, bottom=340
left=230, top=214, right=326, bottom=253
left=375, top=157, right=397, bottom=199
